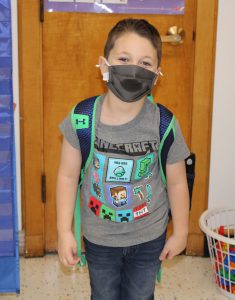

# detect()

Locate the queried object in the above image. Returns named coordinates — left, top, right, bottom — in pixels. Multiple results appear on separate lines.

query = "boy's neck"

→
left=101, top=91, right=146, bottom=126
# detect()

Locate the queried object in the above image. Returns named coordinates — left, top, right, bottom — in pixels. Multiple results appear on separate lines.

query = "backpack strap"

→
left=155, top=103, right=175, bottom=284
left=157, top=102, right=195, bottom=204
left=71, top=95, right=100, bottom=267
left=147, top=94, right=176, bottom=186
left=71, top=95, right=100, bottom=184
left=157, top=103, right=176, bottom=186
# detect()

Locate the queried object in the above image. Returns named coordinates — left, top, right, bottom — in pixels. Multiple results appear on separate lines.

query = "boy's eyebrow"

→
left=116, top=51, right=154, bottom=60
left=116, top=51, right=130, bottom=56
left=142, top=56, right=154, bottom=60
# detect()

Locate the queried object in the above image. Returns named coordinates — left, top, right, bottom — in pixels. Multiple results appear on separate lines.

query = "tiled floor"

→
left=0, top=255, right=232, bottom=300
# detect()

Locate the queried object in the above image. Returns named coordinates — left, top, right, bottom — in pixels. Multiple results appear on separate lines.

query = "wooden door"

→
left=18, top=0, right=218, bottom=256
left=43, top=2, right=195, bottom=251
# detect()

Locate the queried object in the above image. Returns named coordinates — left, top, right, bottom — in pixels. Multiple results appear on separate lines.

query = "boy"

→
left=57, top=18, right=190, bottom=300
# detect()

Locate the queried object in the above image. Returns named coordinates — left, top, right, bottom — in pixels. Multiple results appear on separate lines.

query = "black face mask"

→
left=106, top=65, right=158, bottom=103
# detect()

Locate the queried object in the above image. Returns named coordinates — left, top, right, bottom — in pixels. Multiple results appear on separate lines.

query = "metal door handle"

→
left=161, top=26, right=185, bottom=45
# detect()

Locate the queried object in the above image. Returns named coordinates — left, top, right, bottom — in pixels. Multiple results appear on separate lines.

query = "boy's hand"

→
left=57, top=231, right=80, bottom=267
left=159, top=233, right=187, bottom=261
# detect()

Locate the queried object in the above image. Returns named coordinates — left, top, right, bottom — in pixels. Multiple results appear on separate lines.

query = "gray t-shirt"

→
left=59, top=95, right=190, bottom=247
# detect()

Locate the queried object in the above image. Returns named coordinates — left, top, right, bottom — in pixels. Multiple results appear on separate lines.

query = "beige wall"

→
left=12, top=0, right=21, bottom=229
left=209, top=0, right=235, bottom=208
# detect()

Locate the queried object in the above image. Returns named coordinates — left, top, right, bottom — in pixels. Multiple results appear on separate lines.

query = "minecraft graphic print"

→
left=87, top=139, right=157, bottom=223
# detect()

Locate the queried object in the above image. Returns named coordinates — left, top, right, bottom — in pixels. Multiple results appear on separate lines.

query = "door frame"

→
left=18, top=0, right=218, bottom=257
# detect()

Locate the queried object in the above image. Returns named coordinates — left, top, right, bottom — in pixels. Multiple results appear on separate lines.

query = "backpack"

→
left=71, top=95, right=195, bottom=267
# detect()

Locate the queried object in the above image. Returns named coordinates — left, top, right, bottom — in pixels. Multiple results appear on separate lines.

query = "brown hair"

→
left=110, top=186, right=126, bottom=196
left=104, top=18, right=162, bottom=67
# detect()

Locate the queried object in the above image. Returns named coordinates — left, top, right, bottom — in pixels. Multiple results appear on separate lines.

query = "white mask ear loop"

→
left=156, top=67, right=163, bottom=77
left=96, top=57, right=111, bottom=67
left=96, top=57, right=111, bottom=82
left=154, top=68, right=163, bottom=86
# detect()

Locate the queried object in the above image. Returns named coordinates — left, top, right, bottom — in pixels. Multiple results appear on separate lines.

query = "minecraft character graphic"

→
left=93, top=157, right=100, bottom=183
left=133, top=185, right=144, bottom=201
left=93, top=157, right=100, bottom=169
left=134, top=153, right=154, bottom=180
left=138, top=157, right=151, bottom=177
left=110, top=186, right=127, bottom=208
left=116, top=209, right=133, bottom=222
left=100, top=204, right=116, bottom=221
left=93, top=182, right=101, bottom=198
left=91, top=153, right=106, bottom=202
left=88, top=197, right=102, bottom=216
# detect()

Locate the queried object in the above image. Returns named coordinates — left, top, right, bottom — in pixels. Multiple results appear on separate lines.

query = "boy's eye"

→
left=118, top=57, right=128, bottom=63
left=141, top=61, right=152, bottom=68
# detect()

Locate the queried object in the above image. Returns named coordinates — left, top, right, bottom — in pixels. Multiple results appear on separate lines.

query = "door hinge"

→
left=41, top=174, right=46, bottom=203
left=193, top=31, right=196, bottom=41
left=40, top=0, right=44, bottom=23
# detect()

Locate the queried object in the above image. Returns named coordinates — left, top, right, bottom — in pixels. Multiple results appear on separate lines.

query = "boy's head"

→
left=104, top=18, right=162, bottom=67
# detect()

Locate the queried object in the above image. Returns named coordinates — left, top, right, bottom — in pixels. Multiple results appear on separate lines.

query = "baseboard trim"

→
left=18, top=230, right=25, bottom=256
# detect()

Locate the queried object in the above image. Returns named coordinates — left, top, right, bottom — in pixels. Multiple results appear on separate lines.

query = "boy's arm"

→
left=159, top=160, right=189, bottom=261
left=56, top=138, right=82, bottom=266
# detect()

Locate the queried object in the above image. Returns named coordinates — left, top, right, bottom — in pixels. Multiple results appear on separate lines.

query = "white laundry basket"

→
left=199, top=208, right=235, bottom=299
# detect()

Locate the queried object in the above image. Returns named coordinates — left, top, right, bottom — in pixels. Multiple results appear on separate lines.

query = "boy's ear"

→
left=98, top=56, right=108, bottom=75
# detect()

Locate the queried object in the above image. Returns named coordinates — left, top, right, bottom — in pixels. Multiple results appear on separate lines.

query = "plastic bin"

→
left=199, top=208, right=235, bottom=299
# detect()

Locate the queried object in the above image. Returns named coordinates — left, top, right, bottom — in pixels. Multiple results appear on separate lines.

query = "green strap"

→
left=157, top=266, right=162, bottom=283
left=74, top=187, right=86, bottom=267
left=147, top=94, right=154, bottom=103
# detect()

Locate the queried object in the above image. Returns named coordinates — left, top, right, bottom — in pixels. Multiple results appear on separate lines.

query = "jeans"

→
left=84, top=231, right=166, bottom=300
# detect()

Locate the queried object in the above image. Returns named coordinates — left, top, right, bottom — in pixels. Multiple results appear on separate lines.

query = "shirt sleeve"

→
left=167, top=119, right=190, bottom=164
left=59, top=111, right=80, bottom=150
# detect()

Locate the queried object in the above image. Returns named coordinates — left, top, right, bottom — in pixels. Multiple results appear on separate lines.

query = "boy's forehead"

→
left=111, top=32, right=157, bottom=60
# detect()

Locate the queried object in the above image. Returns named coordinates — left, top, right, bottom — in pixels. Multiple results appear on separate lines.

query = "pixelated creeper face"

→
left=88, top=197, right=102, bottom=216
left=116, top=209, right=133, bottom=222
left=100, top=204, right=115, bottom=221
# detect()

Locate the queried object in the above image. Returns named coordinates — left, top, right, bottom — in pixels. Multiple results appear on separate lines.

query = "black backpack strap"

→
left=158, top=103, right=176, bottom=186
left=158, top=103, right=195, bottom=206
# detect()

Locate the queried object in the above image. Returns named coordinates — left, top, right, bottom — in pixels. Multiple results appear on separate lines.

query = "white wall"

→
left=208, top=0, right=235, bottom=208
